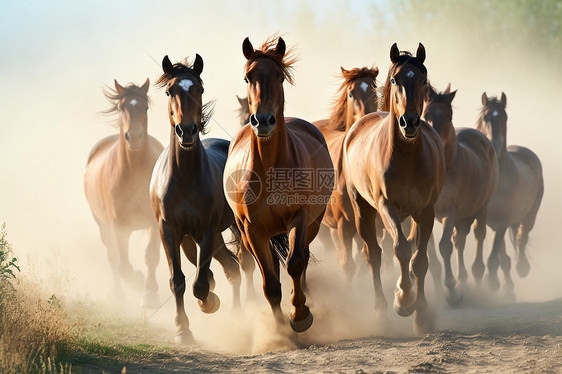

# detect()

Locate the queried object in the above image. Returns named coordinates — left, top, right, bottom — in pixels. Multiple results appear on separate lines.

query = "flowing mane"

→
left=383, top=51, right=427, bottom=111
left=155, top=57, right=214, bottom=135
left=244, top=35, right=298, bottom=85
left=329, top=67, right=379, bottom=131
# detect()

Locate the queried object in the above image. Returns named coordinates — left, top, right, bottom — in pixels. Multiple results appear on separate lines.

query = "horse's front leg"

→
left=212, top=232, right=242, bottom=309
left=193, top=230, right=220, bottom=314
left=143, top=223, right=161, bottom=309
left=378, top=199, right=415, bottom=317
left=411, top=204, right=435, bottom=334
left=287, top=209, right=313, bottom=332
left=159, top=221, right=193, bottom=344
left=112, top=228, right=144, bottom=292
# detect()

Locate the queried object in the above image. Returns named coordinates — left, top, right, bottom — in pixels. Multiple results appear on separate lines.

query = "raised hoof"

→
left=198, top=292, right=220, bottom=314
left=516, top=259, right=530, bottom=278
left=486, top=274, right=500, bottom=293
left=142, top=292, right=161, bottom=310
left=175, top=330, right=195, bottom=345
left=289, top=311, right=314, bottom=333
left=445, top=288, right=463, bottom=308
left=393, top=298, right=415, bottom=317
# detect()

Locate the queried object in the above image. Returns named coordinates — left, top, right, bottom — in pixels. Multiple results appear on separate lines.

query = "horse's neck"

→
left=169, top=133, right=207, bottom=179
left=436, top=121, right=458, bottom=168
left=344, top=107, right=356, bottom=132
left=251, top=113, right=289, bottom=167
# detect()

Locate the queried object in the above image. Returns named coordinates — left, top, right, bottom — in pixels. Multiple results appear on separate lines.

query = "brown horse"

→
left=423, top=85, right=498, bottom=304
left=476, top=92, right=543, bottom=297
left=343, top=43, right=445, bottom=332
left=313, top=66, right=379, bottom=280
left=150, top=55, right=242, bottom=344
left=224, top=36, right=334, bottom=332
left=84, top=79, right=164, bottom=308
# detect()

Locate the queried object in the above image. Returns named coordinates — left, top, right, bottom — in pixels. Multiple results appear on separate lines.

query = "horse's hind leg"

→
left=143, top=224, right=161, bottom=309
left=333, top=220, right=356, bottom=282
left=471, top=214, right=488, bottom=285
left=438, top=216, right=460, bottom=305
left=237, top=240, right=256, bottom=300
left=426, top=233, right=443, bottom=294
left=515, top=180, right=543, bottom=278
left=212, top=233, right=242, bottom=309
left=353, top=196, right=387, bottom=317
left=193, top=231, right=221, bottom=314
left=160, top=222, right=193, bottom=344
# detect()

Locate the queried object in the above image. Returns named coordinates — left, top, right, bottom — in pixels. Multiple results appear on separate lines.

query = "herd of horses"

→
left=83, top=36, right=544, bottom=343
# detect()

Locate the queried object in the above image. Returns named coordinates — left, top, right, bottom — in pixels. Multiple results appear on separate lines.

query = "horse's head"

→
left=477, top=92, right=508, bottom=156
left=423, top=84, right=456, bottom=140
left=236, top=95, right=251, bottom=127
left=337, top=66, right=379, bottom=128
left=156, top=54, right=207, bottom=148
left=242, top=36, right=296, bottom=138
left=385, top=43, right=428, bottom=140
left=104, top=79, right=150, bottom=149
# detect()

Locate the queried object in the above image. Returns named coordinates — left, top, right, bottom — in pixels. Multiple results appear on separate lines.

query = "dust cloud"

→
left=0, top=0, right=560, bottom=355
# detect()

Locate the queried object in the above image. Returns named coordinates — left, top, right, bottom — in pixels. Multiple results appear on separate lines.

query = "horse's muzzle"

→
left=399, top=114, right=420, bottom=138
left=250, top=113, right=276, bottom=137
left=175, top=122, right=198, bottom=147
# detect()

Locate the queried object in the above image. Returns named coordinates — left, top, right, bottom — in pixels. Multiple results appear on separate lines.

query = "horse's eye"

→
left=201, top=87, right=205, bottom=94
left=348, top=93, right=353, bottom=99
left=390, top=77, right=396, bottom=85
left=244, top=77, right=248, bottom=83
left=165, top=91, right=170, bottom=97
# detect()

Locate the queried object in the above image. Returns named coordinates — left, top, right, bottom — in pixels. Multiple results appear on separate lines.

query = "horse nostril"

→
left=267, top=114, right=276, bottom=127
left=399, top=116, right=408, bottom=128
left=250, top=114, right=258, bottom=127
left=414, top=116, right=421, bottom=127
left=175, top=125, right=184, bottom=137
left=191, top=124, right=198, bottom=135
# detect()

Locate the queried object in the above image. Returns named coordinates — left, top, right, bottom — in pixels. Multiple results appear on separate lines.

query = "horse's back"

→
left=286, top=117, right=330, bottom=151
left=202, top=137, right=230, bottom=170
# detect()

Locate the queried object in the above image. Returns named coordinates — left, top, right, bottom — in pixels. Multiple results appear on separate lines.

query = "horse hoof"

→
left=175, top=330, right=195, bottom=345
left=393, top=298, right=415, bottom=317
left=516, top=260, right=530, bottom=278
left=445, top=289, right=463, bottom=308
left=142, top=292, right=161, bottom=310
left=289, top=311, right=313, bottom=333
left=471, top=263, right=485, bottom=282
left=198, top=292, right=220, bottom=314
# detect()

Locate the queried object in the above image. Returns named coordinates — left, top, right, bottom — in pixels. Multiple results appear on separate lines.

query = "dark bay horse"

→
left=84, top=79, right=164, bottom=308
left=224, top=36, right=334, bottom=332
left=476, top=92, right=543, bottom=297
left=150, top=55, right=242, bottom=344
left=343, top=43, right=445, bottom=332
left=423, top=85, right=498, bottom=304
left=312, top=66, right=379, bottom=280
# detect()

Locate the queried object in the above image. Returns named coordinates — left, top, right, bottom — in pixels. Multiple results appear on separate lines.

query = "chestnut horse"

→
left=423, top=85, right=498, bottom=304
left=343, top=43, right=445, bottom=332
left=84, top=79, right=163, bottom=308
left=476, top=92, right=543, bottom=297
left=224, top=36, right=334, bottom=332
left=313, top=66, right=379, bottom=280
left=150, top=55, right=242, bottom=344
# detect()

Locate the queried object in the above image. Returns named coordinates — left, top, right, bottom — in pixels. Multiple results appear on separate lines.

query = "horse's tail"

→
left=269, top=233, right=318, bottom=267
left=227, top=224, right=242, bottom=263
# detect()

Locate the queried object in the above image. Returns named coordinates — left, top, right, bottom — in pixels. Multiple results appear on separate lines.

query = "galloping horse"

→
left=423, top=85, right=498, bottom=304
left=313, top=66, right=379, bottom=280
left=343, top=43, right=445, bottom=332
left=476, top=92, right=543, bottom=297
left=224, top=36, right=334, bottom=332
left=84, top=79, right=163, bottom=308
left=150, top=55, right=242, bottom=344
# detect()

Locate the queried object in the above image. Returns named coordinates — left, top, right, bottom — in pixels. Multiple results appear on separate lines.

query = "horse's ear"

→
left=276, top=37, right=286, bottom=57
left=242, top=37, right=254, bottom=60
left=444, top=83, right=451, bottom=94
left=427, top=84, right=437, bottom=100
left=140, top=78, right=150, bottom=94
left=193, top=53, right=204, bottom=76
left=340, top=66, right=350, bottom=78
left=447, top=90, right=457, bottom=104
left=162, top=55, right=174, bottom=77
left=372, top=66, right=379, bottom=78
left=114, top=79, right=124, bottom=94
left=416, top=43, right=426, bottom=63
left=500, top=92, right=507, bottom=107
left=236, top=95, right=245, bottom=105
left=390, top=43, right=400, bottom=63
left=482, top=92, right=489, bottom=106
